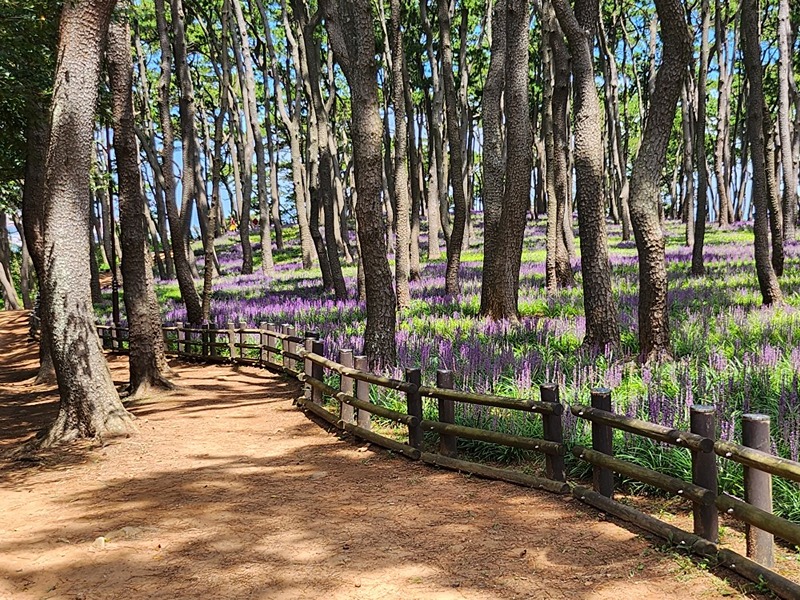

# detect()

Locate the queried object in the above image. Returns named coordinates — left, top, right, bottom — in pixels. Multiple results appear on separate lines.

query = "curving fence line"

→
left=28, top=313, right=800, bottom=598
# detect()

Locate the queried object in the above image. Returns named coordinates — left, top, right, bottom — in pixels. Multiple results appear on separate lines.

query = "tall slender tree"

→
left=324, top=0, right=397, bottom=366
left=628, top=0, right=691, bottom=360
left=741, top=0, right=782, bottom=305
left=552, top=0, right=620, bottom=350
left=107, top=11, right=173, bottom=397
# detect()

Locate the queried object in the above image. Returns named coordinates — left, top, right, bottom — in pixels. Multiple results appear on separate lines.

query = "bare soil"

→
left=0, top=310, right=765, bottom=599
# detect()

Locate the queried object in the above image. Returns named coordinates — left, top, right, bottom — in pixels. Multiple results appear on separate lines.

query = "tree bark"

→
left=438, top=0, right=468, bottom=296
left=480, top=0, right=506, bottom=311
left=691, top=0, right=711, bottom=275
left=231, top=0, right=274, bottom=274
left=154, top=0, right=202, bottom=323
left=324, top=0, right=397, bottom=366
left=33, top=0, right=134, bottom=448
left=390, top=0, right=412, bottom=310
left=741, top=0, right=782, bottom=305
left=628, top=0, right=691, bottom=361
left=778, top=0, right=797, bottom=240
left=21, top=103, right=56, bottom=385
left=107, top=13, right=172, bottom=397
left=482, top=0, right=531, bottom=319
left=552, top=0, right=620, bottom=350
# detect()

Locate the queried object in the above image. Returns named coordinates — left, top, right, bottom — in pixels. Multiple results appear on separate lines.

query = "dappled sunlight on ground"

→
left=0, top=310, right=761, bottom=599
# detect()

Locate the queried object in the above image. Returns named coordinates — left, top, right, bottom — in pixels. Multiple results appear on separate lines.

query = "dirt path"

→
left=0, top=310, right=755, bottom=599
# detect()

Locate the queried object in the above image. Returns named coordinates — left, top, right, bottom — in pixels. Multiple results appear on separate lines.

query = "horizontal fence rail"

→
left=25, top=313, right=800, bottom=599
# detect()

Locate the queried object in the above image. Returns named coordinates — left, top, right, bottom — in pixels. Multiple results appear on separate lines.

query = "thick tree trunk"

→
left=628, top=0, right=691, bottom=361
left=480, top=0, right=506, bottom=312
left=552, top=0, right=620, bottom=350
left=107, top=14, right=173, bottom=397
left=438, top=0, right=468, bottom=296
left=33, top=0, right=134, bottom=449
left=741, top=0, right=782, bottom=305
left=325, top=0, right=397, bottom=366
left=482, top=0, right=531, bottom=320
left=154, top=0, right=202, bottom=324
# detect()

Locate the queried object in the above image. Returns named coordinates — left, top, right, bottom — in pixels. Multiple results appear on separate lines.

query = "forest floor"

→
left=0, top=309, right=768, bottom=599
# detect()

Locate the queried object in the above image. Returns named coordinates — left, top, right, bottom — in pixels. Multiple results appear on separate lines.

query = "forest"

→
left=1, top=0, right=800, bottom=555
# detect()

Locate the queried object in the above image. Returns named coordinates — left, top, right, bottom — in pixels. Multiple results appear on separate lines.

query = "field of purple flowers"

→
left=144, top=220, right=800, bottom=517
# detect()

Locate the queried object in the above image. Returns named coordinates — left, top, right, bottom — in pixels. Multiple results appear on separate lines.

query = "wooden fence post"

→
left=227, top=321, right=235, bottom=362
left=690, top=404, right=718, bottom=542
left=286, top=325, right=298, bottom=370
left=201, top=323, right=209, bottom=358
left=743, top=413, right=774, bottom=567
left=266, top=322, right=277, bottom=365
left=311, top=340, right=324, bottom=404
left=339, top=349, right=356, bottom=424
left=591, top=387, right=614, bottom=498
left=281, top=324, right=292, bottom=370
left=355, top=355, right=371, bottom=430
left=406, top=368, right=423, bottom=449
left=437, top=369, right=457, bottom=457
left=540, top=383, right=565, bottom=482
left=238, top=320, right=247, bottom=360
left=177, top=322, right=185, bottom=357
left=209, top=322, right=217, bottom=359
left=303, top=332, right=319, bottom=401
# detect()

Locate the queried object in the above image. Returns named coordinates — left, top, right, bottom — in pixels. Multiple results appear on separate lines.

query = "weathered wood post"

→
left=266, top=322, right=277, bottom=366
left=201, top=323, right=209, bottom=358
left=591, top=387, right=614, bottom=498
left=287, top=325, right=298, bottom=370
left=177, top=322, right=185, bottom=357
left=690, top=404, right=719, bottom=542
left=437, top=369, right=457, bottom=457
left=303, top=332, right=319, bottom=400
left=540, top=383, right=565, bottom=482
left=743, top=413, right=774, bottom=567
left=209, top=321, right=218, bottom=359
left=258, top=321, right=267, bottom=365
left=339, top=349, right=356, bottom=424
left=281, top=324, right=292, bottom=370
left=354, top=355, right=371, bottom=430
left=226, top=321, right=235, bottom=362
left=311, top=340, right=324, bottom=405
left=406, top=368, right=424, bottom=449
left=238, top=319, right=247, bottom=360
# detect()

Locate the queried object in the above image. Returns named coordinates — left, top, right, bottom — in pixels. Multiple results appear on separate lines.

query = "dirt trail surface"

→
left=0, top=310, right=754, bottom=599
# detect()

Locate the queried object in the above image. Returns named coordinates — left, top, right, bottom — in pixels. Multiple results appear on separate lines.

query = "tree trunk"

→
left=404, top=60, right=422, bottom=281
left=34, top=0, right=134, bottom=449
left=438, top=0, right=468, bottom=296
left=778, top=0, right=797, bottom=239
left=691, top=0, right=711, bottom=275
left=741, top=0, right=783, bottom=305
left=21, top=105, right=56, bottom=385
left=628, top=0, right=691, bottom=361
left=480, top=0, right=506, bottom=312
left=552, top=0, right=620, bottom=350
left=324, top=0, right=397, bottom=366
left=482, top=0, right=531, bottom=319
left=714, top=0, right=734, bottom=226
left=681, top=83, right=695, bottom=246
left=764, top=114, right=784, bottom=276
left=107, top=14, right=173, bottom=397
left=231, top=0, right=274, bottom=274
left=154, top=0, right=202, bottom=324
left=390, top=0, right=412, bottom=310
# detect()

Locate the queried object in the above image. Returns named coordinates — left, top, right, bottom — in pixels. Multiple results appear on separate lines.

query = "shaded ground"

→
left=0, top=310, right=761, bottom=599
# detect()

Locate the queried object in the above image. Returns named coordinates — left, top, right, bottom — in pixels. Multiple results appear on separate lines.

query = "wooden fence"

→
left=29, top=313, right=800, bottom=598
